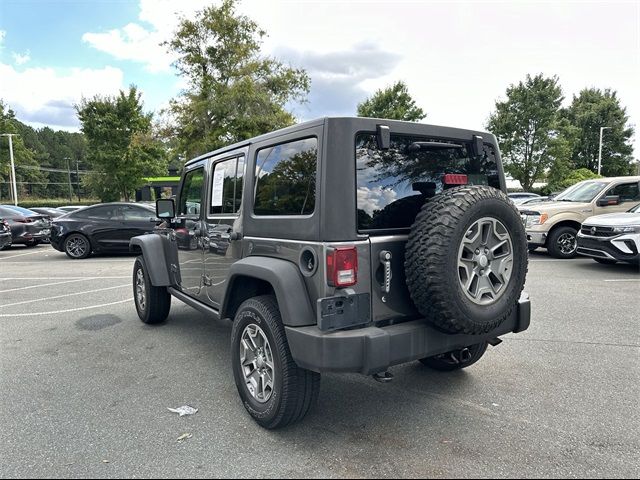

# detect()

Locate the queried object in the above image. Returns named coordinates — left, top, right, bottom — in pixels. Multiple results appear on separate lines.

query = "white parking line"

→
left=0, top=284, right=130, bottom=308
left=604, top=279, right=640, bottom=282
left=0, top=278, right=92, bottom=293
left=0, top=298, right=133, bottom=317
left=0, top=276, right=129, bottom=281
left=0, top=250, right=50, bottom=260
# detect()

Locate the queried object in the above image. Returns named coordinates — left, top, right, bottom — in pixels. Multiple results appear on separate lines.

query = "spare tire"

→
left=405, top=185, right=527, bottom=335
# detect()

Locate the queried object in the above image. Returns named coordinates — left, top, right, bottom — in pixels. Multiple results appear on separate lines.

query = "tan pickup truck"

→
left=519, top=176, right=640, bottom=258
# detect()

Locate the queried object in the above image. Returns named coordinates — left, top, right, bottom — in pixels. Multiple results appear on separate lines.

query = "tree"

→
left=165, top=0, right=309, bottom=160
left=563, top=88, right=635, bottom=176
left=357, top=81, right=426, bottom=121
left=0, top=101, right=47, bottom=199
left=76, top=86, right=168, bottom=201
left=487, top=74, right=569, bottom=191
left=544, top=168, right=601, bottom=195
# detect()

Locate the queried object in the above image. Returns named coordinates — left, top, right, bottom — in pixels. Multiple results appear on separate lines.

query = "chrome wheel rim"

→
left=240, top=324, right=275, bottom=403
left=457, top=217, right=514, bottom=306
left=557, top=232, right=577, bottom=255
left=66, top=236, right=87, bottom=258
left=135, top=268, right=146, bottom=311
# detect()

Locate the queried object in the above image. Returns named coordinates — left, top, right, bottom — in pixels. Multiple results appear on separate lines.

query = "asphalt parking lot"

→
left=1, top=245, right=639, bottom=478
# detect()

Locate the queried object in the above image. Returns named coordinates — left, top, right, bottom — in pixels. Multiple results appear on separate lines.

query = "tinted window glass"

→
left=84, top=205, right=120, bottom=220
left=356, top=134, right=500, bottom=231
left=606, top=182, right=640, bottom=202
left=179, top=168, right=204, bottom=216
left=254, top=138, right=317, bottom=216
left=210, top=156, right=244, bottom=215
left=122, top=205, right=153, bottom=221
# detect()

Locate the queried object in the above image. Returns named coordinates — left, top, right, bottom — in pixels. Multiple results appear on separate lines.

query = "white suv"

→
left=577, top=203, right=640, bottom=265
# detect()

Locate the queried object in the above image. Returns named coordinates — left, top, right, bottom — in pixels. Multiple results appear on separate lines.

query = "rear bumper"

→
left=286, top=293, right=531, bottom=375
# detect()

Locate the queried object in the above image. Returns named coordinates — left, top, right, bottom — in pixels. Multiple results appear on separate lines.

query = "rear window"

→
left=356, top=133, right=500, bottom=232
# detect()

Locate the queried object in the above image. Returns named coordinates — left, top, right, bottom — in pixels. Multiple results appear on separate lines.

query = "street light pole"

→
left=597, top=126, right=611, bottom=176
left=65, top=157, right=73, bottom=203
left=1, top=133, right=19, bottom=206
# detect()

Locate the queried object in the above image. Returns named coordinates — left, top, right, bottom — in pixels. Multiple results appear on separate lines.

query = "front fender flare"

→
left=222, top=257, right=315, bottom=327
left=129, top=234, right=179, bottom=287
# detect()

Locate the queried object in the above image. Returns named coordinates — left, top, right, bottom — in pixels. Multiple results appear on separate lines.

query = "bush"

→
left=14, top=199, right=100, bottom=208
left=543, top=168, right=601, bottom=195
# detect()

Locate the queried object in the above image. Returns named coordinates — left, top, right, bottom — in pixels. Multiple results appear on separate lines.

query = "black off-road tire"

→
left=547, top=226, right=579, bottom=259
left=231, top=295, right=320, bottom=429
left=420, top=342, right=488, bottom=371
left=133, top=256, right=171, bottom=324
left=405, top=185, right=528, bottom=335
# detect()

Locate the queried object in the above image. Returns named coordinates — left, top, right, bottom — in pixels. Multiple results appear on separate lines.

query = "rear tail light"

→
left=442, top=174, right=468, bottom=185
left=326, top=246, right=358, bottom=287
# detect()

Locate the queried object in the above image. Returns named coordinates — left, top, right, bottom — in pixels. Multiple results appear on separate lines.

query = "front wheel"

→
left=420, top=342, right=488, bottom=371
left=547, top=226, right=578, bottom=259
left=231, top=295, right=320, bottom=429
left=133, top=256, right=171, bottom=324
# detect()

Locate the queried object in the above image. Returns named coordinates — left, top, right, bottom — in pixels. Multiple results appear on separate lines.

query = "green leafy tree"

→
left=0, top=101, right=47, bottom=199
left=165, top=0, right=309, bottom=160
left=76, top=86, right=168, bottom=201
left=563, top=88, right=635, bottom=176
left=357, top=81, right=426, bottom=121
left=487, top=74, right=569, bottom=191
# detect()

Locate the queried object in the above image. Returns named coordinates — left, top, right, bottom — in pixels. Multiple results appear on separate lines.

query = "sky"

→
left=0, top=0, right=638, bottom=158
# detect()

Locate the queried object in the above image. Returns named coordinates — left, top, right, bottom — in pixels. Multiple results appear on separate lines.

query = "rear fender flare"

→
left=221, top=257, right=315, bottom=327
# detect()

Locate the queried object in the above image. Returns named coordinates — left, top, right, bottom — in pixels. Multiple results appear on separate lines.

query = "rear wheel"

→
left=133, top=257, right=171, bottom=324
left=547, top=226, right=578, bottom=259
left=64, top=233, right=91, bottom=259
left=231, top=295, right=320, bottom=429
left=420, top=342, right=488, bottom=371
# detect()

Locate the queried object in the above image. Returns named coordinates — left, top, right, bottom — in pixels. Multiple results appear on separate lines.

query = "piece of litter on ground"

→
left=168, top=406, right=198, bottom=417
left=102, top=460, right=110, bottom=464
left=177, top=433, right=192, bottom=442
left=492, top=403, right=500, bottom=407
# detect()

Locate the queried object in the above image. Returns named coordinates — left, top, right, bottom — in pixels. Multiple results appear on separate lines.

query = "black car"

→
left=50, top=202, right=158, bottom=259
left=29, top=207, right=67, bottom=218
left=0, top=218, right=12, bottom=250
left=0, top=205, right=52, bottom=247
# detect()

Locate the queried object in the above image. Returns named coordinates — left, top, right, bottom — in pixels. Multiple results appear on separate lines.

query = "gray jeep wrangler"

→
left=130, top=117, right=530, bottom=429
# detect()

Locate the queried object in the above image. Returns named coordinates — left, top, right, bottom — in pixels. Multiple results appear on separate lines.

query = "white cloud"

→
left=11, top=50, right=30, bottom=65
left=0, top=63, right=124, bottom=129
left=82, top=0, right=211, bottom=73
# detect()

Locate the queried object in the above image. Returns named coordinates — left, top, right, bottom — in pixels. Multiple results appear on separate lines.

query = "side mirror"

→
left=597, top=195, right=620, bottom=207
left=156, top=198, right=176, bottom=219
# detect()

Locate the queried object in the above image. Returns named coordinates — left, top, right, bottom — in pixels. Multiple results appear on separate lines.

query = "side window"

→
left=210, top=156, right=244, bottom=215
left=85, top=205, right=119, bottom=220
left=254, top=138, right=317, bottom=216
left=178, top=168, right=205, bottom=217
left=122, top=205, right=153, bottom=221
left=606, top=183, right=640, bottom=202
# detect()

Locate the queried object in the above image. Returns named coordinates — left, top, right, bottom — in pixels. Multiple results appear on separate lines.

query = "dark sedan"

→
left=0, top=205, right=52, bottom=247
left=50, top=202, right=158, bottom=259
left=0, top=218, right=11, bottom=250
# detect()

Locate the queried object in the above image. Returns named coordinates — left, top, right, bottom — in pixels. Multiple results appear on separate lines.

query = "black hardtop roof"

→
left=184, top=117, right=496, bottom=167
